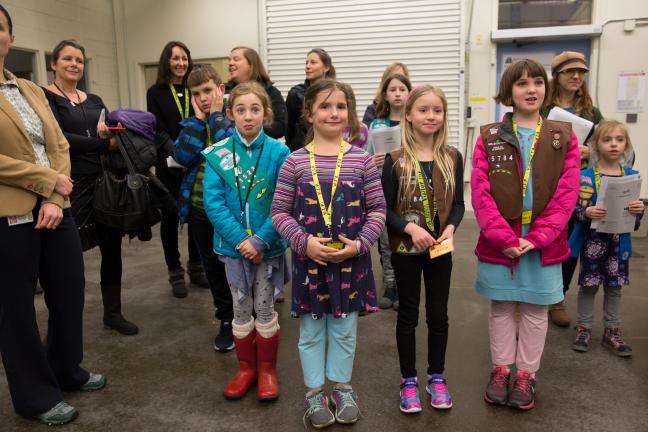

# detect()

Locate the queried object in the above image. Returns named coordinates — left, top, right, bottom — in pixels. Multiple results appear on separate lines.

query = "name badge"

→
left=522, top=210, right=532, bottom=225
left=327, top=241, right=344, bottom=250
left=7, top=212, right=34, bottom=226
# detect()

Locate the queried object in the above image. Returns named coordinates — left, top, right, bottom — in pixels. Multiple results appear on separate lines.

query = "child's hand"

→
left=628, top=200, right=645, bottom=215
left=436, top=224, right=455, bottom=244
left=327, top=234, right=358, bottom=263
left=519, top=238, right=535, bottom=255
left=211, top=86, right=224, bottom=114
left=502, top=246, right=522, bottom=259
left=373, top=153, right=387, bottom=170
left=585, top=206, right=607, bottom=220
left=306, top=236, right=336, bottom=266
left=252, top=252, right=264, bottom=265
left=191, top=94, right=206, bottom=121
left=578, top=144, right=590, bottom=160
left=237, top=239, right=259, bottom=261
left=405, top=223, right=437, bottom=251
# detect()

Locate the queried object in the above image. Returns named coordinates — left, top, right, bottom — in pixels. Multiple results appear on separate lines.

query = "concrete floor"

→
left=2, top=218, right=647, bottom=431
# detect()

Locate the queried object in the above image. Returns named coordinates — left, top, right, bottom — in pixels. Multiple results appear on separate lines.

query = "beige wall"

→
left=117, top=0, right=259, bottom=110
left=3, top=0, right=120, bottom=109
left=465, top=0, right=648, bottom=196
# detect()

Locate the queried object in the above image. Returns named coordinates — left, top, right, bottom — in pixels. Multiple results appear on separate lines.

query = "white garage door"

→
left=260, top=0, right=464, bottom=149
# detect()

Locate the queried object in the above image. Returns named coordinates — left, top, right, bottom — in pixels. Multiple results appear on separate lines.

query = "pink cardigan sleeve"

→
left=524, top=131, right=580, bottom=249
left=471, top=135, right=520, bottom=251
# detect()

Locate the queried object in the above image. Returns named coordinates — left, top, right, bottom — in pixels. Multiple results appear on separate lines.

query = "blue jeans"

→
left=298, top=312, right=358, bottom=388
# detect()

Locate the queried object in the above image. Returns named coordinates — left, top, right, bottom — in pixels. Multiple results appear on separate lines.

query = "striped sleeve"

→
left=271, top=155, right=311, bottom=256
left=357, top=153, right=387, bottom=254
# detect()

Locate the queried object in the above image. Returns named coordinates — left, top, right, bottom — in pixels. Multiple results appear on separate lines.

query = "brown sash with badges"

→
left=479, top=119, right=572, bottom=224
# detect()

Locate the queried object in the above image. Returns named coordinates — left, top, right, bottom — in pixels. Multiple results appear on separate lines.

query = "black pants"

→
left=562, top=215, right=578, bottom=294
left=0, top=208, right=89, bottom=417
left=392, top=252, right=452, bottom=378
left=188, top=207, right=233, bottom=322
left=156, top=162, right=200, bottom=270
left=96, top=223, right=123, bottom=286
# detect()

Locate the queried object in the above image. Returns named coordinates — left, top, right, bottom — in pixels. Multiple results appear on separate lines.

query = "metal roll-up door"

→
left=261, top=0, right=464, bottom=149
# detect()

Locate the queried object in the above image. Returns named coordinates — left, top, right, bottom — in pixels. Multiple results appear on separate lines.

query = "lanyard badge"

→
left=309, top=141, right=345, bottom=245
left=169, top=84, right=189, bottom=119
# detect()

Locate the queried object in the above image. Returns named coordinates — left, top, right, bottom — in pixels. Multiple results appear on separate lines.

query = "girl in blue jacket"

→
left=203, top=81, right=290, bottom=402
left=569, top=119, right=644, bottom=356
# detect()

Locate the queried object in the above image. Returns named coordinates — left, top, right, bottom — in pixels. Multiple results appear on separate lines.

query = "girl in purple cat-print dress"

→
left=271, top=79, right=385, bottom=428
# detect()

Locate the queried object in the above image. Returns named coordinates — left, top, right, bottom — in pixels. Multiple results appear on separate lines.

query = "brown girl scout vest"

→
left=479, top=118, right=572, bottom=223
left=388, top=147, right=458, bottom=254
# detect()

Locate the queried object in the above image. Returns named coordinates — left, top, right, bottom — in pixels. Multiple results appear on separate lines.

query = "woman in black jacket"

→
left=44, top=39, right=138, bottom=336
left=225, top=46, right=287, bottom=139
left=147, top=41, right=208, bottom=298
left=285, top=48, right=335, bottom=151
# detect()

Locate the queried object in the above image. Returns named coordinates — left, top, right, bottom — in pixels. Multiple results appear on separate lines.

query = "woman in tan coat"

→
left=0, top=5, right=104, bottom=426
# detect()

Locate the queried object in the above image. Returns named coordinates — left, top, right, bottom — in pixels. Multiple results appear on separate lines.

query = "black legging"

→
left=392, top=252, right=452, bottom=378
left=156, top=161, right=200, bottom=270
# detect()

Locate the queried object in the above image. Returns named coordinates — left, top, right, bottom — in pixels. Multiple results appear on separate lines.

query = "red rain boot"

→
left=256, top=330, right=280, bottom=401
left=223, top=330, right=257, bottom=399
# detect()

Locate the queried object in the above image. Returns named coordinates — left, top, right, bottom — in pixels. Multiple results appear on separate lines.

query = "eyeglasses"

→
left=561, top=68, right=587, bottom=76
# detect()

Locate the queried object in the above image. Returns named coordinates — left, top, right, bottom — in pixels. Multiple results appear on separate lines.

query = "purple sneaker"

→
left=426, top=374, right=453, bottom=409
left=399, top=377, right=422, bottom=414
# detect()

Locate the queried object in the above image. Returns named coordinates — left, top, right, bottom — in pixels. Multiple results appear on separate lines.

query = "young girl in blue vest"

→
left=271, top=79, right=386, bottom=428
left=569, top=119, right=644, bottom=356
left=381, top=85, right=464, bottom=413
left=202, top=81, right=291, bottom=402
left=369, top=73, right=412, bottom=310
left=471, top=59, right=580, bottom=410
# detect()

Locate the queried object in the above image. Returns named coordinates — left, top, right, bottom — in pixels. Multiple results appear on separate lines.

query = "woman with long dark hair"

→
left=147, top=41, right=208, bottom=298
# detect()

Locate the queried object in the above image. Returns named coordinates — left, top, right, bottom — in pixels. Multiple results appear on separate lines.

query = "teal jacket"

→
left=202, top=130, right=290, bottom=258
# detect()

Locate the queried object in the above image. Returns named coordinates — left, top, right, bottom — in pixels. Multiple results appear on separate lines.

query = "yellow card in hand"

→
left=428, top=239, right=454, bottom=259
left=327, top=241, right=344, bottom=250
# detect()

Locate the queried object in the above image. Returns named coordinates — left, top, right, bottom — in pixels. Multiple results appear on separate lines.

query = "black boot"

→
left=187, top=261, right=209, bottom=289
left=169, top=267, right=188, bottom=298
left=101, top=284, right=139, bottom=335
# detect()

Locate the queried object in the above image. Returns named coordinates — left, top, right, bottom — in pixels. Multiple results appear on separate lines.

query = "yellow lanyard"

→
left=169, top=84, right=189, bottom=119
left=205, top=121, right=212, bottom=146
left=415, top=162, right=437, bottom=232
left=594, top=164, right=625, bottom=192
left=512, top=118, right=542, bottom=198
left=309, top=141, right=345, bottom=230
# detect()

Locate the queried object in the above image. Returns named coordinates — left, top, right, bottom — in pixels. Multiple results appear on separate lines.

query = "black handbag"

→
left=93, top=133, right=160, bottom=232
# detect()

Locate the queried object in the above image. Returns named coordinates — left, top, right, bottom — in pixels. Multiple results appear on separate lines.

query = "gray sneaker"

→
left=330, top=385, right=360, bottom=424
left=35, top=401, right=78, bottom=426
left=303, top=390, right=335, bottom=429
left=80, top=372, right=107, bottom=391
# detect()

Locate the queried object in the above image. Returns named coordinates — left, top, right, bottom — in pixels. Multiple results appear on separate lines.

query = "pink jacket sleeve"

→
left=524, top=130, right=580, bottom=249
left=471, top=135, right=520, bottom=251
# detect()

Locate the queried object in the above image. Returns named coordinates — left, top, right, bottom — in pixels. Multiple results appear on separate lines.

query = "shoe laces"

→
left=514, top=372, right=533, bottom=392
left=401, top=380, right=418, bottom=400
left=608, top=328, right=626, bottom=345
left=490, top=366, right=509, bottom=388
left=302, top=393, right=327, bottom=429
left=429, top=378, right=448, bottom=396
left=575, top=326, right=590, bottom=344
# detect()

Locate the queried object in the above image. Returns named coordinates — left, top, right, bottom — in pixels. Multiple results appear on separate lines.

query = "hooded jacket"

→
left=471, top=113, right=580, bottom=266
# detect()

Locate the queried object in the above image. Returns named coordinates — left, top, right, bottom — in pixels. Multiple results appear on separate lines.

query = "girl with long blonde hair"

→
left=381, top=84, right=464, bottom=413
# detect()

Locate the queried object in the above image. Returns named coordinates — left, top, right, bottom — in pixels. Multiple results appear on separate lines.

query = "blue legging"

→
left=298, top=312, right=358, bottom=388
